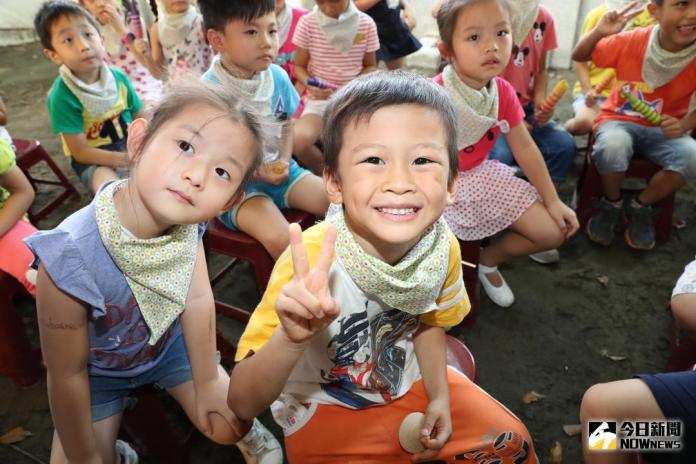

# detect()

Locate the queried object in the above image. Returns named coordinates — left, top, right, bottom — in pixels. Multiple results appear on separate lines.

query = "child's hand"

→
left=401, top=10, right=416, bottom=32
left=133, top=38, right=149, bottom=56
left=535, top=109, right=553, bottom=126
left=584, top=90, right=599, bottom=108
left=194, top=379, right=242, bottom=440
left=100, top=4, right=127, bottom=34
left=594, top=1, right=642, bottom=37
left=546, top=198, right=580, bottom=238
left=276, top=223, right=339, bottom=346
left=256, top=163, right=289, bottom=185
left=411, top=398, right=452, bottom=462
left=661, top=115, right=685, bottom=139
left=306, top=85, right=333, bottom=100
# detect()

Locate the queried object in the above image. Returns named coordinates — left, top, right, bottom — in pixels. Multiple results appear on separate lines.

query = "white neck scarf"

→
left=211, top=56, right=274, bottom=117
left=158, top=5, right=197, bottom=49
left=507, top=0, right=540, bottom=46
left=277, top=4, right=293, bottom=47
left=314, top=1, right=360, bottom=54
left=59, top=63, right=119, bottom=117
left=643, top=26, right=696, bottom=90
left=442, top=64, right=501, bottom=150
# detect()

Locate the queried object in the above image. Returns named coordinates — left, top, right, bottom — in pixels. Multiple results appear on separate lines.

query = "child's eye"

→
left=177, top=140, right=194, bottom=153
left=270, top=28, right=278, bottom=35
left=245, top=29, right=258, bottom=36
left=215, top=167, right=230, bottom=180
left=363, top=156, right=383, bottom=165
left=467, top=34, right=479, bottom=41
left=64, top=37, right=73, bottom=44
left=498, top=30, right=509, bottom=37
left=414, top=157, right=434, bottom=165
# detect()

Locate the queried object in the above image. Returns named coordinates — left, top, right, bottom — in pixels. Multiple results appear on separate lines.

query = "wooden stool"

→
left=458, top=239, right=481, bottom=328
left=575, top=135, right=674, bottom=242
left=13, top=138, right=80, bottom=225
left=445, top=335, right=476, bottom=381
left=0, top=272, right=41, bottom=387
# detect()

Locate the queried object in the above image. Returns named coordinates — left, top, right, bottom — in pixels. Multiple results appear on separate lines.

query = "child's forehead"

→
left=224, top=12, right=276, bottom=30
left=454, top=0, right=510, bottom=25
left=50, top=14, right=98, bottom=39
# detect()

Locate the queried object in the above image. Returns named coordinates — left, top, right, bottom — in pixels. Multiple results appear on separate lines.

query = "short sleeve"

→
left=497, top=78, right=526, bottom=129
left=0, top=138, right=16, bottom=175
left=47, top=78, right=85, bottom=135
left=364, top=15, right=380, bottom=53
left=419, top=233, right=470, bottom=327
left=539, top=7, right=558, bottom=54
left=592, top=31, right=631, bottom=70
left=271, top=65, right=300, bottom=116
left=292, top=13, right=311, bottom=49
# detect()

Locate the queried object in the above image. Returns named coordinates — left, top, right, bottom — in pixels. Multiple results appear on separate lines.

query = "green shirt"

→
left=0, top=138, right=16, bottom=210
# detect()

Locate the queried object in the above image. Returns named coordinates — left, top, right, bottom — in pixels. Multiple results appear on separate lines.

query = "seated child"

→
left=0, top=96, right=13, bottom=147
left=228, top=71, right=539, bottom=463
left=79, top=0, right=163, bottom=105
left=0, top=138, right=38, bottom=295
left=572, top=0, right=696, bottom=251
left=25, top=80, right=282, bottom=464
left=35, top=1, right=145, bottom=194
left=435, top=0, right=579, bottom=307
left=292, top=0, right=379, bottom=174
left=564, top=0, right=655, bottom=136
left=199, top=0, right=329, bottom=260
left=274, top=0, right=309, bottom=87
left=356, top=0, right=421, bottom=70
left=149, top=0, right=212, bottom=82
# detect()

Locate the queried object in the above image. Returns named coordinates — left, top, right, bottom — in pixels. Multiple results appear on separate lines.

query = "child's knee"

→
left=671, top=294, right=696, bottom=331
left=262, top=230, right=291, bottom=259
left=593, top=127, right=633, bottom=174
left=580, top=383, right=611, bottom=421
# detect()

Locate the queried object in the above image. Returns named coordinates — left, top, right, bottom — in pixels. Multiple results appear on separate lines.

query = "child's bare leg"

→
left=91, top=166, right=120, bottom=194
left=636, top=170, right=685, bottom=205
left=600, top=171, right=626, bottom=201
left=480, top=201, right=564, bottom=286
left=564, top=104, right=598, bottom=136
left=50, top=412, right=123, bottom=464
left=236, top=196, right=291, bottom=260
left=286, top=174, right=330, bottom=218
left=293, top=115, right=324, bottom=175
left=580, top=379, right=664, bottom=464
left=672, top=294, right=696, bottom=340
left=166, top=365, right=246, bottom=445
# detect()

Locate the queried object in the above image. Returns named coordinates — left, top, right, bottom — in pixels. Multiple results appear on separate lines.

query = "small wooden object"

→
left=399, top=412, right=425, bottom=454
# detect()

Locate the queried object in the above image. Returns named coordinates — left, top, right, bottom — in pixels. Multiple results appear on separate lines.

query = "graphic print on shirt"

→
left=512, top=45, right=530, bottom=67
left=320, top=303, right=419, bottom=409
left=455, top=430, right=531, bottom=463
left=533, top=21, right=546, bottom=42
left=617, top=83, right=663, bottom=121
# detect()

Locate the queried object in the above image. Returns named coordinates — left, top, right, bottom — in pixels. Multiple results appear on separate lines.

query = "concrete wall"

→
left=0, top=0, right=45, bottom=46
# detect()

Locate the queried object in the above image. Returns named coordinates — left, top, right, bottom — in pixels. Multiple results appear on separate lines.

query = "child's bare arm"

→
left=0, top=166, right=34, bottom=237
left=294, top=47, right=311, bottom=85
left=401, top=0, right=417, bottom=32
left=36, top=264, right=101, bottom=464
left=229, top=224, right=339, bottom=421
left=574, top=61, right=593, bottom=94
left=572, top=2, right=642, bottom=62
left=0, top=96, right=7, bottom=126
left=360, top=51, right=377, bottom=75
left=147, top=23, right=165, bottom=80
left=62, top=133, right=129, bottom=167
left=354, top=0, right=381, bottom=10
left=532, top=52, right=549, bottom=109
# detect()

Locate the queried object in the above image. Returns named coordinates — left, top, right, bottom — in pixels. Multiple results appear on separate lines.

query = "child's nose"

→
left=182, top=160, right=207, bottom=187
left=382, top=163, right=415, bottom=193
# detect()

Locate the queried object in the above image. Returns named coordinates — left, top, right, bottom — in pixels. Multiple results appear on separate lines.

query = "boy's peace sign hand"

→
left=276, top=223, right=339, bottom=346
left=595, top=1, right=642, bottom=36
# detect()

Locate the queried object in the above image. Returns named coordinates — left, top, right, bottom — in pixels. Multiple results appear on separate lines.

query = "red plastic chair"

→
left=575, top=134, right=674, bottom=242
left=445, top=335, right=476, bottom=381
left=0, top=271, right=41, bottom=387
left=13, top=138, right=80, bottom=225
left=458, top=239, right=481, bottom=328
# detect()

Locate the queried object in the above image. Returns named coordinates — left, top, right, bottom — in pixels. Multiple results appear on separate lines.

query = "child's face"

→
left=315, top=0, right=350, bottom=19
left=80, top=0, right=118, bottom=25
left=128, top=104, right=257, bottom=228
left=43, top=15, right=105, bottom=79
left=438, top=0, right=512, bottom=89
left=325, top=104, right=455, bottom=264
left=208, top=12, right=278, bottom=78
left=162, top=0, right=191, bottom=14
left=650, top=0, right=696, bottom=52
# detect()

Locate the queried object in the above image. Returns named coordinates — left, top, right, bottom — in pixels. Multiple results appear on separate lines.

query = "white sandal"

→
left=478, top=263, right=514, bottom=307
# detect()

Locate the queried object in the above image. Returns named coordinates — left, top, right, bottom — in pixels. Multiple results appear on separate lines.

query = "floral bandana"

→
left=327, top=204, right=451, bottom=316
left=442, top=64, right=502, bottom=150
left=95, top=180, right=198, bottom=345
left=59, top=63, right=118, bottom=118
left=314, top=1, right=360, bottom=53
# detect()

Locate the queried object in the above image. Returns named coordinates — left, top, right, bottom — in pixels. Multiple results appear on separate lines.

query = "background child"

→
left=228, top=71, right=539, bottom=463
left=25, top=80, right=282, bottom=464
left=572, top=0, right=696, bottom=251
left=79, top=0, right=163, bottom=105
left=0, top=96, right=13, bottom=147
left=435, top=0, right=579, bottom=308
left=291, top=0, right=379, bottom=174
left=200, top=0, right=329, bottom=260
left=356, top=0, right=421, bottom=70
left=564, top=0, right=655, bottom=136
left=274, top=0, right=309, bottom=87
left=35, top=1, right=144, bottom=194
left=149, top=0, right=212, bottom=82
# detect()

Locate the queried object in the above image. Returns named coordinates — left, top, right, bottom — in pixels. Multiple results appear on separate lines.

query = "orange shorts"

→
left=284, top=367, right=538, bottom=463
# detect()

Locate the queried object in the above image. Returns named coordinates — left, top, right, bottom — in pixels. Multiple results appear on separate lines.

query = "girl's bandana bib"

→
left=277, top=3, right=293, bottom=47
left=59, top=63, right=119, bottom=117
left=643, top=25, right=696, bottom=90
left=442, top=64, right=502, bottom=150
left=327, top=204, right=451, bottom=316
left=95, top=180, right=199, bottom=345
left=314, top=1, right=360, bottom=54
left=158, top=5, right=198, bottom=49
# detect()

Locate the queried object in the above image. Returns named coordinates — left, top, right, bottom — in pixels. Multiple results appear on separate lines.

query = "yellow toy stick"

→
left=620, top=87, right=662, bottom=124
left=594, top=74, right=614, bottom=94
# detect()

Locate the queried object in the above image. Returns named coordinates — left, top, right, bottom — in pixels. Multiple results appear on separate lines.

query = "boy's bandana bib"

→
left=95, top=180, right=199, bottom=345
left=314, top=1, right=360, bottom=53
left=212, top=56, right=274, bottom=117
left=442, top=64, right=501, bottom=150
left=277, top=3, right=293, bottom=47
left=643, top=26, right=696, bottom=90
left=327, top=204, right=451, bottom=316
left=507, top=0, right=540, bottom=46
left=158, top=5, right=198, bottom=49
left=59, top=63, right=118, bottom=117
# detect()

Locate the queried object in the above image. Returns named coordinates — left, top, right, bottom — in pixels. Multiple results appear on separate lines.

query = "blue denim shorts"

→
left=71, top=139, right=128, bottom=193
left=218, top=158, right=310, bottom=231
left=89, top=334, right=193, bottom=422
left=592, top=120, right=696, bottom=179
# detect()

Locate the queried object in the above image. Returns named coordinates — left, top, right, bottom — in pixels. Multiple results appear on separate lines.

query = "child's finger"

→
left=288, top=223, right=310, bottom=280
left=283, top=285, right=325, bottom=318
left=314, top=224, right=336, bottom=275
left=277, top=291, right=318, bottom=321
left=198, top=409, right=213, bottom=437
left=617, top=0, right=638, bottom=15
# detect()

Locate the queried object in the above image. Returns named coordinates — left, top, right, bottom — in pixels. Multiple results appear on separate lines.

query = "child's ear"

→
left=323, top=169, right=343, bottom=204
left=207, top=28, right=224, bottom=54
left=126, top=118, right=148, bottom=163
left=219, top=191, right=245, bottom=214
left=43, top=48, right=63, bottom=65
left=437, top=41, right=452, bottom=61
left=446, top=174, right=458, bottom=206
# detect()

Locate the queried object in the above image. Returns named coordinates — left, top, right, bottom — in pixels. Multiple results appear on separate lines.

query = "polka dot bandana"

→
left=95, top=180, right=198, bottom=345
left=327, top=204, right=451, bottom=316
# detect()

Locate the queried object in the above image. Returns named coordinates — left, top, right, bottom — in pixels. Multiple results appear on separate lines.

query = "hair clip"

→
left=495, top=120, right=510, bottom=134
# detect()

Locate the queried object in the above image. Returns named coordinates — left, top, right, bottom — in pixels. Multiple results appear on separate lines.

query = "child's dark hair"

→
left=437, top=0, right=509, bottom=48
left=34, top=0, right=100, bottom=51
left=322, top=71, right=459, bottom=184
left=198, top=0, right=275, bottom=33
left=134, top=80, right=265, bottom=193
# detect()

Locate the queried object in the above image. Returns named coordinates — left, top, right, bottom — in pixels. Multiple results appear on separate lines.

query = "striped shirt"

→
left=292, top=10, right=379, bottom=87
